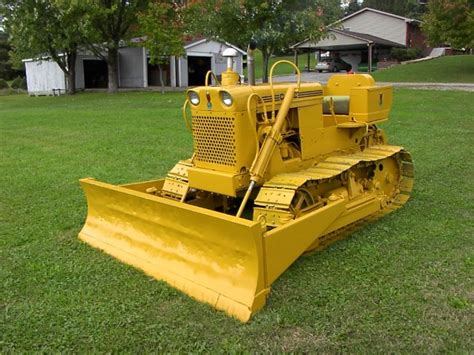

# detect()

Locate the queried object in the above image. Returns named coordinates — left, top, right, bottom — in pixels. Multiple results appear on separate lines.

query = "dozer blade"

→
left=79, top=178, right=269, bottom=322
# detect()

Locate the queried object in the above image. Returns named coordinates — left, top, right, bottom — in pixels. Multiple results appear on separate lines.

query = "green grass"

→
left=246, top=50, right=316, bottom=79
left=372, top=55, right=474, bottom=83
left=1, top=90, right=473, bottom=352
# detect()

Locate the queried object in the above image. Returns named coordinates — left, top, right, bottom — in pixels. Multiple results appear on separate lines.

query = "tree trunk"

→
left=158, top=63, right=165, bottom=94
left=107, top=46, right=119, bottom=93
left=66, top=50, right=77, bottom=95
left=262, top=49, right=271, bottom=83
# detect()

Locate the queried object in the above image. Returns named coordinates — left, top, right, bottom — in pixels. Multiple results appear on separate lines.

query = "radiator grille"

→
left=192, top=115, right=236, bottom=166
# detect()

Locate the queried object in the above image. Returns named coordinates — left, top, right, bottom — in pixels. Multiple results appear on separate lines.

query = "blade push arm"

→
left=236, top=86, right=296, bottom=217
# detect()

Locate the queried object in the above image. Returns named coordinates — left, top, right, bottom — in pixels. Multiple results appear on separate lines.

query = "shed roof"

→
left=184, top=38, right=246, bottom=55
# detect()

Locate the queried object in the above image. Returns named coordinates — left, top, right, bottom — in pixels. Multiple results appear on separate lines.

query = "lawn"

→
left=372, top=55, right=474, bottom=83
left=1, top=90, right=473, bottom=352
left=246, top=50, right=316, bottom=79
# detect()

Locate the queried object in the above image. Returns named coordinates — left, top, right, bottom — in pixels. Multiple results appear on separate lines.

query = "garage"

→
left=178, top=39, right=245, bottom=87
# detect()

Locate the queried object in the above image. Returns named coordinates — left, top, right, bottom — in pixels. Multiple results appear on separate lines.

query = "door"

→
left=187, top=56, right=211, bottom=86
left=83, top=59, right=108, bottom=88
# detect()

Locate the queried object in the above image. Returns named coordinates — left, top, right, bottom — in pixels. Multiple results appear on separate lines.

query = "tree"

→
left=0, top=0, right=6, bottom=31
left=345, top=0, right=361, bottom=16
left=0, top=30, right=24, bottom=80
left=84, top=0, right=148, bottom=93
left=137, top=1, right=184, bottom=93
left=361, top=0, right=425, bottom=18
left=422, top=0, right=474, bottom=50
left=4, top=0, right=86, bottom=94
left=186, top=0, right=341, bottom=83
left=0, top=1, right=17, bottom=80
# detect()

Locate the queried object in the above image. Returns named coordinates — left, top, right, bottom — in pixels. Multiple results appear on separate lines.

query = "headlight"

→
left=188, top=91, right=200, bottom=105
left=220, top=91, right=233, bottom=107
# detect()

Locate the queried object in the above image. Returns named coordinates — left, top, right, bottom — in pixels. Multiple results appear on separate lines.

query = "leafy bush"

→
left=10, top=76, right=27, bottom=90
left=0, top=78, right=9, bottom=89
left=390, top=48, right=422, bottom=61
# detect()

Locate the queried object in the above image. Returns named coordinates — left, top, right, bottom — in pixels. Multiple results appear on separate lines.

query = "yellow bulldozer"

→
left=79, top=48, right=413, bottom=322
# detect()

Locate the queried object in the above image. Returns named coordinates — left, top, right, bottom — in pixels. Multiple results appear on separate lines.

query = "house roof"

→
left=291, top=28, right=404, bottom=50
left=291, top=7, right=419, bottom=51
left=335, top=29, right=404, bottom=47
left=333, top=7, right=421, bottom=25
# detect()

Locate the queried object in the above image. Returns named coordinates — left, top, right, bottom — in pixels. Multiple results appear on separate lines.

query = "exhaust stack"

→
left=247, top=40, right=257, bottom=86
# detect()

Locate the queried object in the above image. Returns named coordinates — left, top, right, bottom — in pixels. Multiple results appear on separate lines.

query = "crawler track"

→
left=254, top=145, right=414, bottom=250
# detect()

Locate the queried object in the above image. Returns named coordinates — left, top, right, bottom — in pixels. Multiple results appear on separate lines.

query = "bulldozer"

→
left=79, top=47, right=413, bottom=322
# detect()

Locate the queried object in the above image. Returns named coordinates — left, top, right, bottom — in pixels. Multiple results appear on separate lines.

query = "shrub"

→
left=0, top=78, right=9, bottom=89
left=10, top=76, right=27, bottom=90
left=391, top=48, right=422, bottom=62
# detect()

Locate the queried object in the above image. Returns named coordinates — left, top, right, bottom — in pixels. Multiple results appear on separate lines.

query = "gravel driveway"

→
left=264, top=71, right=474, bottom=91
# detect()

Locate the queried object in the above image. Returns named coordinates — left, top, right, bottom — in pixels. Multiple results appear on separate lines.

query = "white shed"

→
left=23, top=58, right=66, bottom=95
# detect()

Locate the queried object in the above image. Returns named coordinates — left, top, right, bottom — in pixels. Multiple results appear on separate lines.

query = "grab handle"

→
left=269, top=60, right=301, bottom=121
left=205, top=70, right=220, bottom=86
left=182, top=99, right=192, bottom=132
